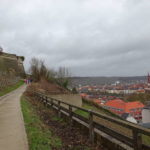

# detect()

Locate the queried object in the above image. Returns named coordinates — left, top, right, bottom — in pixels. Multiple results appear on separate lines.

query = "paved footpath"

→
left=0, top=85, right=28, bottom=150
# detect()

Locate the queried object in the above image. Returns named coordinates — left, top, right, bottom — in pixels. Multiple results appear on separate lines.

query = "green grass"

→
left=21, top=96, right=62, bottom=150
left=82, top=101, right=122, bottom=119
left=75, top=109, right=89, bottom=118
left=81, top=101, right=150, bottom=145
left=75, top=101, right=123, bottom=122
left=0, top=80, right=24, bottom=96
left=143, top=135, right=150, bottom=146
left=74, top=145, right=90, bottom=150
left=75, top=102, right=123, bottom=123
left=51, top=116, right=63, bottom=122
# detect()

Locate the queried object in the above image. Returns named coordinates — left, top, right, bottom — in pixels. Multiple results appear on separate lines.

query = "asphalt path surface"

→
left=0, top=85, right=28, bottom=150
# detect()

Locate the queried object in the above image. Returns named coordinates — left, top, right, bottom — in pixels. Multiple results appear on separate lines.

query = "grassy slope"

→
left=75, top=101, right=150, bottom=146
left=0, top=80, right=24, bottom=96
left=75, top=100, right=122, bottom=119
left=75, top=108, right=89, bottom=118
left=143, top=135, right=150, bottom=145
left=21, top=96, right=62, bottom=150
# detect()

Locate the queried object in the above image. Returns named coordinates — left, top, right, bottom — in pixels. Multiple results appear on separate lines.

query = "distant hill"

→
left=71, top=76, right=146, bottom=87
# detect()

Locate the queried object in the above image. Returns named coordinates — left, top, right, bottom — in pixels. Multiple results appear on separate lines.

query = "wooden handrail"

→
left=34, top=91, right=150, bottom=150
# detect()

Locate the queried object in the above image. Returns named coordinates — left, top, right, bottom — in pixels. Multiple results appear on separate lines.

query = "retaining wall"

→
left=0, top=75, right=20, bottom=91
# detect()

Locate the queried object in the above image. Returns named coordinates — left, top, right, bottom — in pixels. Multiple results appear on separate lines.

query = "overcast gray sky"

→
left=0, top=0, right=150, bottom=76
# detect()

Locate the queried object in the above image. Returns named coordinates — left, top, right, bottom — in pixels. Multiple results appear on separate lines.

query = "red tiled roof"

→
left=125, top=101, right=144, bottom=113
left=105, top=99, right=125, bottom=110
left=105, top=99, right=144, bottom=113
left=137, top=89, right=145, bottom=93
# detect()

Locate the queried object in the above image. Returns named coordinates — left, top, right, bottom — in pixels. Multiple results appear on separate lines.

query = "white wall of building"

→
left=142, top=109, right=150, bottom=123
left=126, top=116, right=137, bottom=124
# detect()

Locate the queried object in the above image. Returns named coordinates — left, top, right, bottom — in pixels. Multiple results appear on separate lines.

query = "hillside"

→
left=71, top=76, right=146, bottom=86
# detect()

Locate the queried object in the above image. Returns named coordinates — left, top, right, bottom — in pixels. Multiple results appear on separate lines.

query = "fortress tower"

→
left=0, top=52, right=25, bottom=77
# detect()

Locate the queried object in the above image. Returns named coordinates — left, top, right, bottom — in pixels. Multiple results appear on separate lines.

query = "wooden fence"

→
left=34, top=92, right=150, bottom=150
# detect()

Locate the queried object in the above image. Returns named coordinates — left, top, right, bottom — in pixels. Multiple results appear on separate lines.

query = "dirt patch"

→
left=25, top=92, right=105, bottom=150
left=29, top=79, right=70, bottom=95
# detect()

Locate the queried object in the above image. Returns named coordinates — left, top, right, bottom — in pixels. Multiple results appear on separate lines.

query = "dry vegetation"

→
left=30, top=79, right=70, bottom=95
left=24, top=88, right=105, bottom=150
left=125, top=93, right=150, bottom=104
left=29, top=58, right=72, bottom=90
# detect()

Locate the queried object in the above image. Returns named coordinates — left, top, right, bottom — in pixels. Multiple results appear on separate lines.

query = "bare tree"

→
left=0, top=46, right=3, bottom=54
left=29, top=58, right=40, bottom=81
left=56, top=67, right=71, bottom=89
left=39, top=60, right=47, bottom=78
left=29, top=57, right=56, bottom=82
left=46, top=69, right=56, bottom=82
left=29, top=57, right=72, bottom=89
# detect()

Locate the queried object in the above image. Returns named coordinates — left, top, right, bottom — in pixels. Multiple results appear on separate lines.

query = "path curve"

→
left=0, top=85, right=28, bottom=150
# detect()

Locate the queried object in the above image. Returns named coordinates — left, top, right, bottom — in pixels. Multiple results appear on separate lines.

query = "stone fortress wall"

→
left=0, top=52, right=25, bottom=77
left=0, top=75, right=20, bottom=91
left=0, top=51, right=25, bottom=90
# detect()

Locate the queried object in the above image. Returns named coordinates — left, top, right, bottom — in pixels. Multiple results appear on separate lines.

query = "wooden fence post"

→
left=37, top=93, right=39, bottom=101
left=40, top=95, right=42, bottom=102
left=132, top=129, right=142, bottom=150
left=51, top=98, right=53, bottom=107
left=44, top=96, right=47, bottom=106
left=69, top=105, right=73, bottom=126
left=37, top=94, right=40, bottom=101
left=42, top=96, right=44, bottom=103
left=89, top=110, right=94, bottom=143
left=45, top=96, right=48, bottom=107
left=58, top=101, right=61, bottom=117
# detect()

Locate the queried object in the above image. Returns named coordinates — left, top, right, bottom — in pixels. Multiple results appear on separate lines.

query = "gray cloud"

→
left=0, top=0, right=150, bottom=76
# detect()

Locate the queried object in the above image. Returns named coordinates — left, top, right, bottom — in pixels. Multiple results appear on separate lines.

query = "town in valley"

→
left=71, top=74, right=150, bottom=126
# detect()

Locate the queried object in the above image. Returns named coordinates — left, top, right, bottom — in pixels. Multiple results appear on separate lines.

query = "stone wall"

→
left=0, top=52, right=25, bottom=77
left=0, top=75, right=20, bottom=91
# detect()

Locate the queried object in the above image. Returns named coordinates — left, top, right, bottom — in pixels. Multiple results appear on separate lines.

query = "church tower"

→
left=147, top=73, right=150, bottom=87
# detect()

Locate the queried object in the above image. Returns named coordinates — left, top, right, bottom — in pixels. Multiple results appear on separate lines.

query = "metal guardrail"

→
left=34, top=92, right=150, bottom=150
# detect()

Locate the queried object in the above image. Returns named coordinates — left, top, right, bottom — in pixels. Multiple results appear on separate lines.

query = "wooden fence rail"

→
left=34, top=92, right=150, bottom=150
